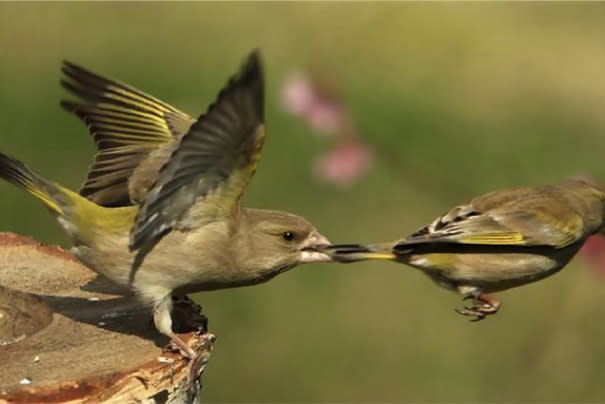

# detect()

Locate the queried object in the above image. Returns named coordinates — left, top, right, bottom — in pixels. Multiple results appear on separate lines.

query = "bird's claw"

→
left=455, top=300, right=499, bottom=321
left=162, top=340, right=183, bottom=355
left=455, top=307, right=485, bottom=321
left=163, top=337, right=197, bottom=360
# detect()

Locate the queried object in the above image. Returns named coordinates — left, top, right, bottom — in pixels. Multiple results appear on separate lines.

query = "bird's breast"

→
left=405, top=243, right=582, bottom=293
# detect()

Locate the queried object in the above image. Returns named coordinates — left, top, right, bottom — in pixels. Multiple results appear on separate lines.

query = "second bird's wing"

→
left=399, top=188, right=586, bottom=251
left=129, top=50, right=264, bottom=252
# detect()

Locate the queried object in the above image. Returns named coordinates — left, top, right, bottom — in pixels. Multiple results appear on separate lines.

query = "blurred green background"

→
left=2, top=3, right=605, bottom=402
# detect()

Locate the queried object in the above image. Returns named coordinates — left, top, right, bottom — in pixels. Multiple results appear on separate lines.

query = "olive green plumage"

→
left=60, top=60, right=195, bottom=208
left=0, top=51, right=331, bottom=358
left=324, top=179, right=605, bottom=320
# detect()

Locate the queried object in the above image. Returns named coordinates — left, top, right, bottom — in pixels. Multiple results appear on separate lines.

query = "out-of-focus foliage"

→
left=1, top=3, right=605, bottom=402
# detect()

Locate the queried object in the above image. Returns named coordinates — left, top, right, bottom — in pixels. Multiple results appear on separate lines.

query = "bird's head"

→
left=240, top=209, right=332, bottom=274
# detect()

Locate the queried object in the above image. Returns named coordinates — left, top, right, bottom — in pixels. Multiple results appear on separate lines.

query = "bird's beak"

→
left=299, top=231, right=332, bottom=263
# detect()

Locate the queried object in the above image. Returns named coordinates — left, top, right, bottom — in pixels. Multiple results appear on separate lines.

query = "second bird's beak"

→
left=299, top=231, right=332, bottom=263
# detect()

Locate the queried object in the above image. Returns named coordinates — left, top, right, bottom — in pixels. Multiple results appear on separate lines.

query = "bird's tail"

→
left=320, top=243, right=396, bottom=263
left=0, top=152, right=135, bottom=243
left=0, top=152, right=71, bottom=216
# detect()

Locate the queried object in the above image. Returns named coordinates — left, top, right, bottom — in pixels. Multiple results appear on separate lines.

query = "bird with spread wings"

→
left=0, top=51, right=332, bottom=359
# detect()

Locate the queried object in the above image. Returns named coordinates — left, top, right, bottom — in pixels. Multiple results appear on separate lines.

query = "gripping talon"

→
left=163, top=341, right=177, bottom=353
left=470, top=313, right=486, bottom=322
left=455, top=307, right=483, bottom=321
left=455, top=293, right=500, bottom=321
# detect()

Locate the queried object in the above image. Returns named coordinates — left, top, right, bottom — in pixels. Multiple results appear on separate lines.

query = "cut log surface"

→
left=0, top=233, right=214, bottom=404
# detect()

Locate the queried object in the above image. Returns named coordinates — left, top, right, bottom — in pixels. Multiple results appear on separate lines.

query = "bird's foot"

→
left=163, top=332, right=197, bottom=360
left=161, top=332, right=215, bottom=401
left=455, top=294, right=500, bottom=321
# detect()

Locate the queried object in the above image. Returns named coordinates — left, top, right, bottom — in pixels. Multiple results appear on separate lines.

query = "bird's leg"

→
left=154, top=295, right=197, bottom=359
left=455, top=289, right=501, bottom=321
left=154, top=295, right=214, bottom=399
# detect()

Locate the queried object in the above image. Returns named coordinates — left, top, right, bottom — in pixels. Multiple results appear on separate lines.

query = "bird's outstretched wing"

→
left=61, top=62, right=194, bottom=206
left=399, top=187, right=586, bottom=251
left=129, top=50, right=265, bottom=252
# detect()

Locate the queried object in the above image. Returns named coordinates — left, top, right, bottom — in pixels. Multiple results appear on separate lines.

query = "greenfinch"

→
left=0, top=51, right=332, bottom=358
left=322, top=179, right=605, bottom=320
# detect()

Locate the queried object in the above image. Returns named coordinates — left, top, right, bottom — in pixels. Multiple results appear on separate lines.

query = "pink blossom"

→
left=313, top=138, right=373, bottom=188
left=579, top=235, right=605, bottom=278
left=281, top=72, right=346, bottom=136
left=281, top=69, right=374, bottom=187
left=281, top=72, right=316, bottom=117
left=306, top=101, right=346, bottom=135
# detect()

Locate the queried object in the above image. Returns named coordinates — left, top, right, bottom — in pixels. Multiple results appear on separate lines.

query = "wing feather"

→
left=400, top=189, right=587, bottom=251
left=61, top=62, right=194, bottom=206
left=129, top=50, right=265, bottom=251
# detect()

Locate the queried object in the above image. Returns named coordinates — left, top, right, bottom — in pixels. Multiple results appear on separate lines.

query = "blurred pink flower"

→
left=579, top=235, right=605, bottom=278
left=306, top=101, right=346, bottom=135
left=281, top=68, right=374, bottom=187
left=281, top=72, right=316, bottom=117
left=314, top=138, right=373, bottom=188
left=281, top=72, right=346, bottom=136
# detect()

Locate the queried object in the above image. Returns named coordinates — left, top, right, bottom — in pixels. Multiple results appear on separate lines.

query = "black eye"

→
left=282, top=231, right=295, bottom=241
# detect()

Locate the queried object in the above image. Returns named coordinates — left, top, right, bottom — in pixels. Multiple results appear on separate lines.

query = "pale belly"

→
left=404, top=243, right=583, bottom=293
left=70, top=222, right=243, bottom=302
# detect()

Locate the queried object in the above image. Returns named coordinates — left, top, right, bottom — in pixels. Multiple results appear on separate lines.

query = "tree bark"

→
left=0, top=233, right=214, bottom=403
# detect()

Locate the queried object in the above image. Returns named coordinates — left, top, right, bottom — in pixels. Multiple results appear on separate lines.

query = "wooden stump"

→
left=0, top=233, right=214, bottom=403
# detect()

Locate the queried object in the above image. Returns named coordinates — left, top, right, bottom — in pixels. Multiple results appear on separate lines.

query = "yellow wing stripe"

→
left=459, top=232, right=525, bottom=245
left=85, top=116, right=169, bottom=131
left=94, top=103, right=172, bottom=125
left=91, top=123, right=170, bottom=136
left=93, top=131, right=170, bottom=144
left=105, top=86, right=170, bottom=115
left=107, top=84, right=175, bottom=112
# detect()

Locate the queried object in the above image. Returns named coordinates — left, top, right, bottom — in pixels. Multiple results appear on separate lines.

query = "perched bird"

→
left=0, top=51, right=332, bottom=358
left=321, top=179, right=605, bottom=320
